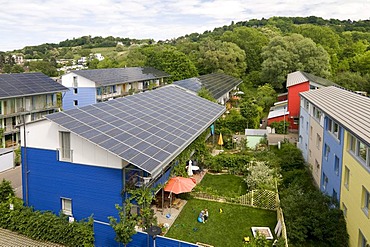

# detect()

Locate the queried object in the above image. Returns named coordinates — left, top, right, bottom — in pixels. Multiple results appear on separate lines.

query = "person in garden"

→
left=203, top=209, right=209, bottom=222
left=198, top=210, right=205, bottom=223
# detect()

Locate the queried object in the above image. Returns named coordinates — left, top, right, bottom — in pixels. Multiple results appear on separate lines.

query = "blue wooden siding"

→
left=320, top=117, right=344, bottom=201
left=22, top=147, right=123, bottom=246
left=62, top=87, right=96, bottom=110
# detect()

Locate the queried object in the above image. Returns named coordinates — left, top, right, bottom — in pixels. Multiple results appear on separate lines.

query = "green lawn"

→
left=165, top=199, right=276, bottom=247
left=199, top=174, right=247, bottom=197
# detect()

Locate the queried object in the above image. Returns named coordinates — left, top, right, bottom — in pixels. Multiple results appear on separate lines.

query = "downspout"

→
left=22, top=114, right=29, bottom=206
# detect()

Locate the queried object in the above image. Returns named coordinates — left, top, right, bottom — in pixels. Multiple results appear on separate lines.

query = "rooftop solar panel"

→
left=0, top=72, right=68, bottom=99
left=70, top=67, right=170, bottom=86
left=173, top=73, right=242, bottom=100
left=45, top=85, right=225, bottom=175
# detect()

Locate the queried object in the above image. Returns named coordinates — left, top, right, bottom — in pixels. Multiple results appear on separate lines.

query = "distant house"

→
left=173, top=73, right=243, bottom=104
left=61, top=67, right=170, bottom=110
left=21, top=85, right=225, bottom=246
left=0, top=72, right=68, bottom=148
left=267, top=71, right=335, bottom=130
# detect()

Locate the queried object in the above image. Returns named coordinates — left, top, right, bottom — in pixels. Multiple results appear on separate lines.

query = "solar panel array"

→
left=173, top=73, right=243, bottom=100
left=0, top=72, right=68, bottom=99
left=72, top=67, right=170, bottom=86
left=173, top=78, right=202, bottom=92
left=46, top=85, right=225, bottom=175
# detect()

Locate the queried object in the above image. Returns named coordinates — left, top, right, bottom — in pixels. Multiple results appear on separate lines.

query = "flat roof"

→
left=46, top=85, right=225, bottom=176
left=301, top=86, right=370, bottom=145
left=286, top=71, right=335, bottom=88
left=0, top=72, right=68, bottom=100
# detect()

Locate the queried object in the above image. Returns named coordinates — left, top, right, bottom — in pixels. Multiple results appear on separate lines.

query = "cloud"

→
left=0, top=0, right=369, bottom=51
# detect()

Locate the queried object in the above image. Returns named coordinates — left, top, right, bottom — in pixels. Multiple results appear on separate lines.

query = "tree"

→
left=221, top=26, right=269, bottom=72
left=331, top=71, right=370, bottom=93
left=197, top=87, right=216, bottom=102
left=109, top=200, right=137, bottom=247
left=261, top=34, right=331, bottom=89
left=245, top=160, right=277, bottom=190
left=255, top=84, right=277, bottom=113
left=0, top=179, right=15, bottom=203
left=142, top=45, right=198, bottom=82
left=239, top=100, right=263, bottom=129
left=27, top=60, right=58, bottom=77
left=196, top=38, right=246, bottom=78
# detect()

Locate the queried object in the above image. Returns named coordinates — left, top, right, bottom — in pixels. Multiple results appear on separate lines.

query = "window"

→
left=348, top=133, right=370, bottom=168
left=313, top=106, right=322, bottom=121
left=342, top=203, right=347, bottom=218
left=334, top=155, right=339, bottom=175
left=73, top=100, right=78, bottom=106
left=324, top=144, right=330, bottom=160
left=306, top=121, right=309, bottom=133
left=362, top=187, right=370, bottom=217
left=61, top=198, right=72, bottom=216
left=323, top=173, right=328, bottom=191
left=359, top=230, right=368, bottom=247
left=333, top=189, right=338, bottom=202
left=305, top=100, right=309, bottom=110
left=60, top=132, right=71, bottom=161
left=327, top=117, right=340, bottom=140
left=316, top=134, right=321, bottom=149
left=73, top=88, right=78, bottom=94
left=310, top=126, right=313, bottom=139
left=344, top=166, right=350, bottom=190
left=73, top=76, right=78, bottom=87
left=315, top=159, right=320, bottom=169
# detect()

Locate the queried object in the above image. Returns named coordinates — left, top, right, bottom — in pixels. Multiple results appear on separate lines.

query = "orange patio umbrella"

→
left=164, top=176, right=196, bottom=194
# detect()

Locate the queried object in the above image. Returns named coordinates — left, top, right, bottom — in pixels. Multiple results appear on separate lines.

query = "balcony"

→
left=96, top=91, right=130, bottom=101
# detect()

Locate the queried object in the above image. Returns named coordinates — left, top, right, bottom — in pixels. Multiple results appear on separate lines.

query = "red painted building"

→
left=268, top=71, right=335, bottom=130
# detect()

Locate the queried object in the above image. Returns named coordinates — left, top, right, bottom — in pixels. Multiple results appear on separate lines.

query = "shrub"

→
left=0, top=179, right=15, bottom=203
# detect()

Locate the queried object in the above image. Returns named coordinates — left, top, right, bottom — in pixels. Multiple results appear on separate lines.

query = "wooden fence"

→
left=192, top=189, right=277, bottom=210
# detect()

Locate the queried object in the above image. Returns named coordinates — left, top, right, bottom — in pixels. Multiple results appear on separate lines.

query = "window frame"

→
left=362, top=187, right=370, bottom=217
left=344, top=166, right=350, bottom=190
left=61, top=197, right=72, bottom=216
left=59, top=131, right=71, bottom=161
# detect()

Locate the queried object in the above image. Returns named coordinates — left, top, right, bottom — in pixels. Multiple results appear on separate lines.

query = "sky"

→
left=1, top=0, right=370, bottom=52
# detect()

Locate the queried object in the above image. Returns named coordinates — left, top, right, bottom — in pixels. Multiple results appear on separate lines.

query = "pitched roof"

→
left=70, top=67, right=170, bottom=86
left=46, top=85, right=225, bottom=177
left=173, top=73, right=243, bottom=100
left=300, top=86, right=370, bottom=145
left=0, top=72, right=68, bottom=100
left=286, top=71, right=335, bottom=88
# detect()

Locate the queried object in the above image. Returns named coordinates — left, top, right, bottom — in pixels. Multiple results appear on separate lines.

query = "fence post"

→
left=251, top=190, right=254, bottom=207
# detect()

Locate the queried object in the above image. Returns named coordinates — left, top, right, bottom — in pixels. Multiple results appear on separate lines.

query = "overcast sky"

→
left=1, top=0, right=369, bottom=52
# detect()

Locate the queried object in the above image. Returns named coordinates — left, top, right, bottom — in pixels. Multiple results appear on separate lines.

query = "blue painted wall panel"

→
left=298, top=106, right=310, bottom=162
left=22, top=147, right=123, bottom=246
left=62, top=87, right=96, bottom=110
left=320, top=117, right=344, bottom=201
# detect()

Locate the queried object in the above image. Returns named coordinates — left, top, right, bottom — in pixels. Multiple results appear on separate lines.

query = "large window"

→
left=362, top=187, right=370, bottom=217
left=60, top=131, right=71, bottom=161
left=348, top=133, right=370, bottom=168
left=323, top=173, right=328, bottom=191
left=327, top=117, right=340, bottom=140
left=61, top=198, right=72, bottom=216
left=73, top=76, right=78, bottom=88
left=344, top=166, right=350, bottom=190
left=313, top=106, right=322, bottom=121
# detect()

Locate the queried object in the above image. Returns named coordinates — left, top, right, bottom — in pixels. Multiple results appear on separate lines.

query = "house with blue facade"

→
left=21, top=85, right=225, bottom=246
left=300, top=87, right=345, bottom=201
left=61, top=67, right=170, bottom=110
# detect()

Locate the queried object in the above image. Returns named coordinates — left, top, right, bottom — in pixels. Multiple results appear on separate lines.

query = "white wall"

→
left=0, top=151, right=14, bottom=172
left=62, top=73, right=96, bottom=88
left=21, top=119, right=122, bottom=169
